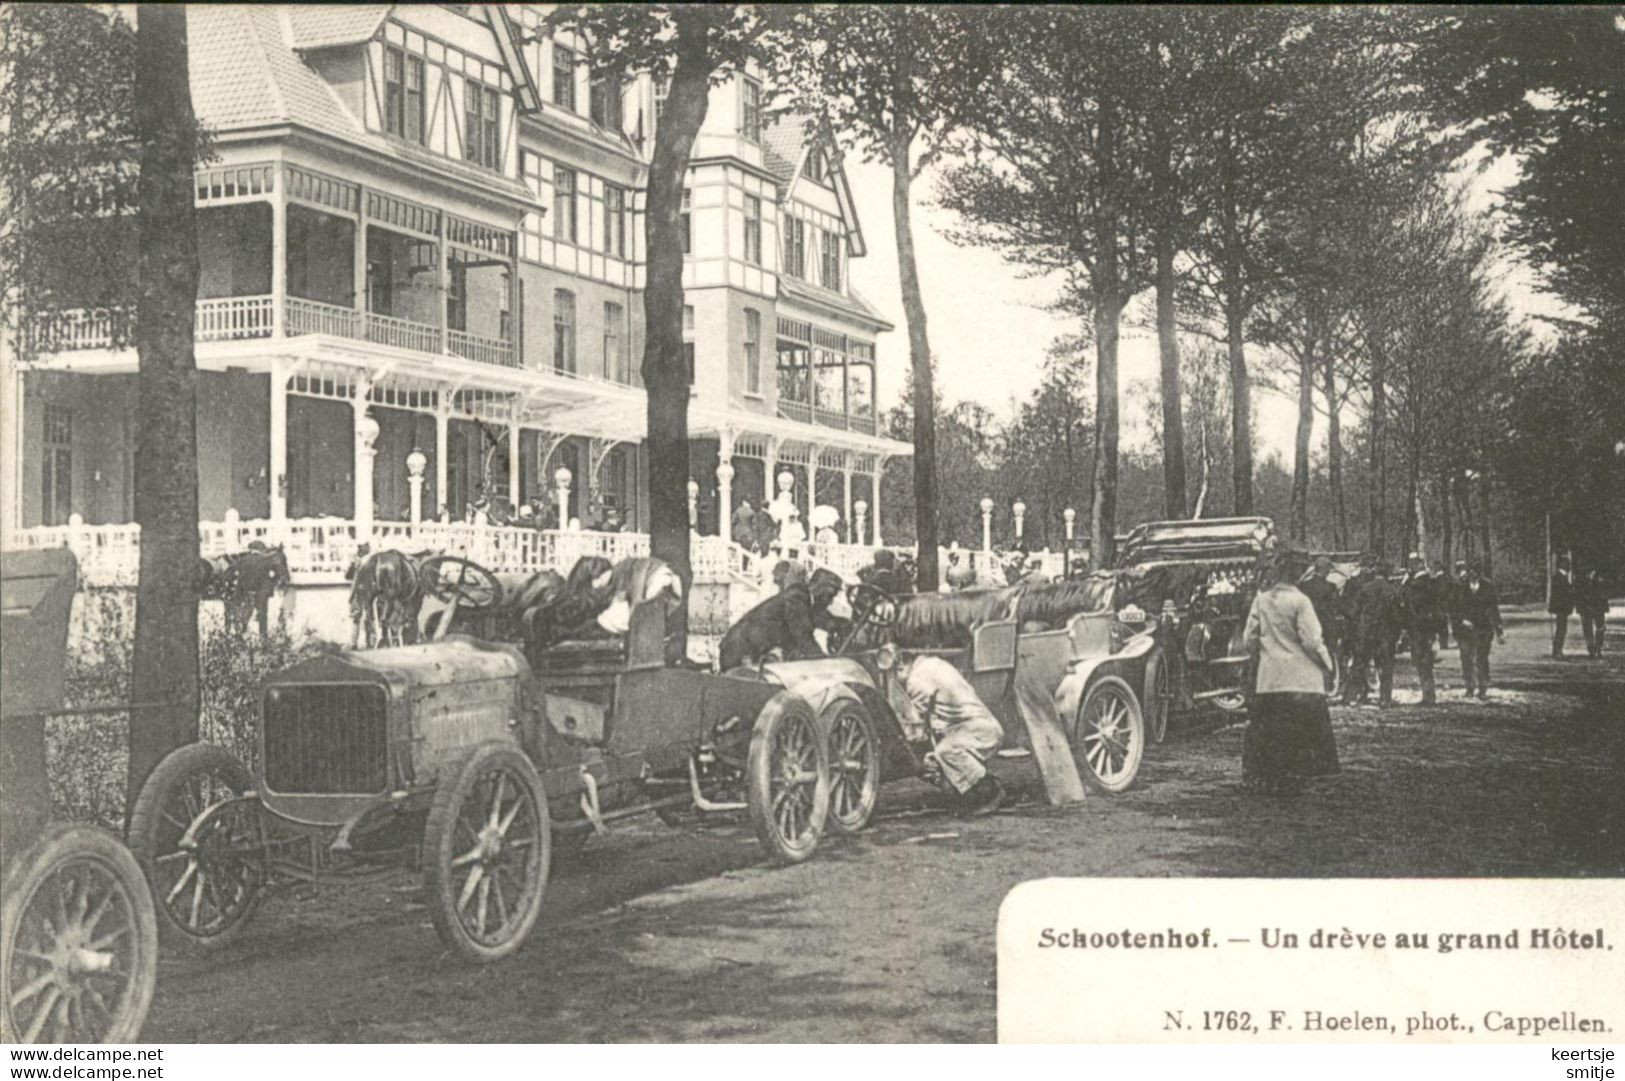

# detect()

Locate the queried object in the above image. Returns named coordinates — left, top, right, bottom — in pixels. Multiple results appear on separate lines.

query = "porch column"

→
left=270, top=176, right=287, bottom=336
left=842, top=454, right=854, bottom=543
left=717, top=428, right=735, bottom=543
left=507, top=420, right=520, bottom=509
left=434, top=402, right=449, bottom=518
left=268, top=362, right=287, bottom=522
left=1, top=365, right=21, bottom=532
left=354, top=183, right=368, bottom=317
left=354, top=396, right=379, bottom=543
left=807, top=446, right=820, bottom=524
left=871, top=456, right=885, bottom=547
left=762, top=436, right=779, bottom=506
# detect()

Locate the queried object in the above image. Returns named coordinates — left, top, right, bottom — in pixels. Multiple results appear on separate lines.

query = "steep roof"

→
left=760, top=112, right=813, bottom=193
left=187, top=6, right=532, bottom=205
left=286, top=5, right=392, bottom=50
left=781, top=276, right=895, bottom=333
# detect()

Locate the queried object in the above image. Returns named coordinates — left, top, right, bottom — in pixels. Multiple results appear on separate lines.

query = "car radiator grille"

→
left=263, top=684, right=389, bottom=795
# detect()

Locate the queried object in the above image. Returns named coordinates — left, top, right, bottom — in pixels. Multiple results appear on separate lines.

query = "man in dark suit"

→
left=1347, top=558, right=1403, bottom=707
left=1578, top=569, right=1609, bottom=658
left=718, top=567, right=850, bottom=671
left=1452, top=560, right=1504, bottom=698
left=1298, top=556, right=1344, bottom=691
left=1549, top=554, right=1577, bottom=657
left=1402, top=552, right=1442, bottom=704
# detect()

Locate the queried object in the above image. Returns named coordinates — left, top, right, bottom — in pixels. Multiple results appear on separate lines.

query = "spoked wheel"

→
left=1, top=826, right=158, bottom=1044
left=422, top=742, right=549, bottom=963
left=1143, top=651, right=1170, bottom=745
left=1072, top=676, right=1146, bottom=794
left=746, top=693, right=829, bottom=864
left=821, top=700, right=880, bottom=834
left=127, top=742, right=261, bottom=950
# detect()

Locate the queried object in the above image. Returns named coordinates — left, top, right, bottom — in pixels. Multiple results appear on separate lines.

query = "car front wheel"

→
left=1072, top=676, right=1146, bottom=794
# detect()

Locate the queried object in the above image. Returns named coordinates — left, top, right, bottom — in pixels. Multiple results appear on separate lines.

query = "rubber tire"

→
left=1143, top=651, right=1170, bottom=745
left=1073, top=675, right=1147, bottom=795
left=1, top=825, right=159, bottom=1044
left=126, top=742, right=259, bottom=951
left=421, top=741, right=549, bottom=964
left=820, top=699, right=880, bottom=834
left=746, top=693, right=830, bottom=865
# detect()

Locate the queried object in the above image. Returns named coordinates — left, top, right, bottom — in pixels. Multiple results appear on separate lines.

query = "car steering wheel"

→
left=420, top=555, right=503, bottom=612
left=835, top=582, right=897, bottom=655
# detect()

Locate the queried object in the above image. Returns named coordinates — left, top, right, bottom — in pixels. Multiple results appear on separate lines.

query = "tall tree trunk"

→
left=891, top=134, right=939, bottom=590
left=128, top=5, right=201, bottom=810
left=1192, top=418, right=1210, bottom=518
left=1440, top=469, right=1453, bottom=572
left=640, top=18, right=712, bottom=661
left=1218, top=134, right=1253, bottom=516
left=1406, top=447, right=1424, bottom=558
left=1323, top=350, right=1347, bottom=548
left=1154, top=234, right=1186, bottom=518
left=1092, top=289, right=1123, bottom=567
left=1367, top=338, right=1387, bottom=557
left=1476, top=470, right=1492, bottom=575
left=1289, top=339, right=1316, bottom=542
left=1459, top=470, right=1476, bottom=560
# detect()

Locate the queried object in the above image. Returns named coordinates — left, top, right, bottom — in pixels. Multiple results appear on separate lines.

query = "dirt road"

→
left=141, top=605, right=1622, bottom=1043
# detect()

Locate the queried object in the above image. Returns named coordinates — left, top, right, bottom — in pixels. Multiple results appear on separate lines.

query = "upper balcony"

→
left=772, top=316, right=878, bottom=437
left=16, top=162, right=521, bottom=373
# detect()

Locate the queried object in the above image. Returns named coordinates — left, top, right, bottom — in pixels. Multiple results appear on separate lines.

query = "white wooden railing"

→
left=22, top=297, right=276, bottom=353
left=284, top=296, right=362, bottom=338
left=447, top=328, right=518, bottom=368
left=195, top=295, right=275, bottom=340
left=364, top=311, right=441, bottom=354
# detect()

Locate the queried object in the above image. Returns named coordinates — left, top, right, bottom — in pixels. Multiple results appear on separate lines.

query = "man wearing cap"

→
left=1402, top=552, right=1443, bottom=704
left=878, top=644, right=1009, bottom=816
left=1451, top=560, right=1504, bottom=698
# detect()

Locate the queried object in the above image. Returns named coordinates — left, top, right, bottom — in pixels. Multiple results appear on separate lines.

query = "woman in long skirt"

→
left=1242, top=544, right=1340, bottom=794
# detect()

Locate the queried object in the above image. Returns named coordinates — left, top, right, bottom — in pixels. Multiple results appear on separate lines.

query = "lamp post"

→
left=1063, top=507, right=1076, bottom=577
left=687, top=478, right=700, bottom=530
left=980, top=496, right=994, bottom=553
left=1012, top=500, right=1026, bottom=543
left=406, top=447, right=427, bottom=527
left=554, top=467, right=572, bottom=529
left=853, top=499, right=868, bottom=545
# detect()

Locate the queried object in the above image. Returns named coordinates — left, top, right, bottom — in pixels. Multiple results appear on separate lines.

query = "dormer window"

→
left=464, top=83, right=500, bottom=169
left=803, top=150, right=827, bottom=184
left=590, top=72, right=623, bottom=131
left=552, top=45, right=576, bottom=111
left=739, top=78, right=761, bottom=143
left=384, top=48, right=425, bottom=145
left=821, top=231, right=842, bottom=291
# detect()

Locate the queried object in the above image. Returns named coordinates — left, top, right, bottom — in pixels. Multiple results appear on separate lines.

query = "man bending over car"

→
left=877, top=644, right=1009, bottom=816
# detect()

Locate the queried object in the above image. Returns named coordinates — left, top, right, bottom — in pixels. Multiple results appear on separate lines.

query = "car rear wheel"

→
left=821, top=700, right=880, bottom=834
left=1, top=825, right=158, bottom=1044
left=1072, top=676, right=1146, bottom=794
left=423, top=742, right=550, bottom=964
left=746, top=693, right=829, bottom=864
left=127, top=742, right=261, bottom=951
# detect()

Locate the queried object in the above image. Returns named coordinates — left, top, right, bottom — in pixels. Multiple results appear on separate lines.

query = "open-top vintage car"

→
left=127, top=599, right=835, bottom=964
left=1112, top=516, right=1278, bottom=736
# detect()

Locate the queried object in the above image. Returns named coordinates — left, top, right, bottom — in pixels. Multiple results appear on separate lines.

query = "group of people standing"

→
left=1548, top=555, right=1610, bottom=659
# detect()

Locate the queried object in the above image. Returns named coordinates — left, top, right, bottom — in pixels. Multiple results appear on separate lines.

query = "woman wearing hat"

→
left=1241, top=544, right=1341, bottom=794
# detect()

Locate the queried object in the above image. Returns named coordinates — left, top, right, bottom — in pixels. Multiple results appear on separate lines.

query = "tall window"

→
left=552, top=45, right=575, bottom=110
left=604, top=301, right=626, bottom=382
left=821, top=231, right=842, bottom=290
left=742, top=194, right=761, bottom=265
left=465, top=84, right=500, bottom=169
left=384, top=48, right=405, bottom=137
left=683, top=304, right=696, bottom=385
left=499, top=270, right=512, bottom=341
left=42, top=404, right=72, bottom=526
left=744, top=308, right=762, bottom=396
left=680, top=187, right=692, bottom=255
left=655, top=78, right=669, bottom=122
left=739, top=77, right=762, bottom=142
left=446, top=251, right=467, bottom=331
left=590, top=72, right=622, bottom=130
left=553, top=289, right=576, bottom=373
left=604, top=185, right=627, bottom=258
left=554, top=168, right=577, bottom=243
left=405, top=56, right=425, bottom=143
left=803, top=150, right=827, bottom=184
left=783, top=217, right=805, bottom=279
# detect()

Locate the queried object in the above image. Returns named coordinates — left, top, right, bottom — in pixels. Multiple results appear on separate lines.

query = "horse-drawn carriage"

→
left=2, top=550, right=159, bottom=1043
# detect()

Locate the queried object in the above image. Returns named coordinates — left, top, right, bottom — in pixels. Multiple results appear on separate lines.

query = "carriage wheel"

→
left=1, top=826, right=158, bottom=1044
left=1143, top=651, right=1170, bottom=745
left=1072, top=676, right=1146, bottom=794
left=422, top=742, right=550, bottom=964
left=746, top=694, right=830, bottom=864
left=821, top=700, right=880, bottom=834
left=127, top=743, right=262, bottom=950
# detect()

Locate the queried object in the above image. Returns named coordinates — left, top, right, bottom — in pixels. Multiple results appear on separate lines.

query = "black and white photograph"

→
left=0, top=1, right=1621, bottom=1053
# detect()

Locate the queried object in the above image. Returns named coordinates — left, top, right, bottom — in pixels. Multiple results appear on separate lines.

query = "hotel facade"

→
left=1, top=4, right=907, bottom=584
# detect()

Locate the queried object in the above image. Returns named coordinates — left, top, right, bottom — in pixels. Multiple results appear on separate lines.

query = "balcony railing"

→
left=447, top=328, right=518, bottom=368
left=363, top=310, right=441, bottom=355
left=20, top=297, right=276, bottom=353
left=284, top=296, right=362, bottom=338
left=776, top=398, right=877, bottom=436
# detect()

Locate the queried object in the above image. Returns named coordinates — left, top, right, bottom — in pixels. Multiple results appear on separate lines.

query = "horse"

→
left=196, top=543, right=290, bottom=637
left=346, top=546, right=433, bottom=648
